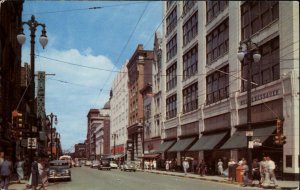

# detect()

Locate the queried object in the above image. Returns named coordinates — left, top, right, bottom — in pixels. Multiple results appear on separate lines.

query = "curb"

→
left=138, top=170, right=299, bottom=190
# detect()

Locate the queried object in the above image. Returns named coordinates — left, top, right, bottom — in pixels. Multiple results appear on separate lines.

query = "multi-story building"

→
left=141, top=32, right=163, bottom=160
left=74, top=143, right=86, bottom=158
left=95, top=102, right=110, bottom=158
left=110, top=63, right=128, bottom=160
left=160, top=1, right=299, bottom=179
left=0, top=0, right=23, bottom=157
left=126, top=44, right=153, bottom=161
left=86, top=109, right=101, bottom=160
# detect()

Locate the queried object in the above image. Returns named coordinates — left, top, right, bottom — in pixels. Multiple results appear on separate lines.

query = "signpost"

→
left=27, top=137, right=37, bottom=149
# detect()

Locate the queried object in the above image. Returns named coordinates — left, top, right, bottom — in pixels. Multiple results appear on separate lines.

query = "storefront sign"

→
left=240, top=89, right=280, bottom=105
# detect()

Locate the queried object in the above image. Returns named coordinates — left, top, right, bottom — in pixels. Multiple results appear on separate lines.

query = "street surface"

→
left=46, top=166, right=253, bottom=190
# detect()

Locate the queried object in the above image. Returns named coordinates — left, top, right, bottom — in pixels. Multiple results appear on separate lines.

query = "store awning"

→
left=189, top=132, right=227, bottom=151
left=154, top=140, right=175, bottom=153
left=220, top=125, right=276, bottom=149
left=140, top=153, right=160, bottom=159
left=168, top=137, right=195, bottom=152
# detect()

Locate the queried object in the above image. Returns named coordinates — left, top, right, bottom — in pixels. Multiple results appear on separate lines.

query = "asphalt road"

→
left=46, top=166, right=252, bottom=190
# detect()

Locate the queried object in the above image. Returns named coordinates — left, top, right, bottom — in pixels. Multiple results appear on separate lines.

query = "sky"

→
left=21, top=1, right=162, bottom=152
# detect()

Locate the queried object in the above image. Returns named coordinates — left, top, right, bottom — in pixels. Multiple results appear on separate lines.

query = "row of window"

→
left=166, top=6, right=177, bottom=36
left=241, top=1, right=279, bottom=40
left=166, top=34, right=177, bottom=61
left=242, top=37, right=279, bottom=91
left=206, top=18, right=229, bottom=64
left=206, top=1, right=228, bottom=23
left=182, top=1, right=196, bottom=17
left=183, top=82, right=198, bottom=113
left=166, top=94, right=177, bottom=119
left=206, top=65, right=229, bottom=104
left=183, top=11, right=198, bottom=47
left=183, top=45, right=198, bottom=80
left=166, top=63, right=177, bottom=91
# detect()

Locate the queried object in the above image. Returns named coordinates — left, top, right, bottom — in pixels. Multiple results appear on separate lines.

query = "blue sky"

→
left=21, top=1, right=162, bottom=151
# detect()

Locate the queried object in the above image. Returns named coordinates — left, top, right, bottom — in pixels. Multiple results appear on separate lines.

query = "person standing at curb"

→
left=182, top=158, right=189, bottom=176
left=31, top=157, right=39, bottom=190
left=0, top=155, right=12, bottom=190
left=217, top=159, right=223, bottom=176
left=241, top=160, right=249, bottom=187
left=15, top=157, right=25, bottom=183
left=266, top=156, right=278, bottom=187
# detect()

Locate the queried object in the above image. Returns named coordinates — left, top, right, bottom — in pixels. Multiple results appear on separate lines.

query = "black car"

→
left=98, top=159, right=111, bottom=170
left=48, top=160, right=71, bottom=182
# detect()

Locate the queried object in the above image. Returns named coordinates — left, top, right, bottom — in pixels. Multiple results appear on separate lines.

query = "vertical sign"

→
left=37, top=71, right=45, bottom=119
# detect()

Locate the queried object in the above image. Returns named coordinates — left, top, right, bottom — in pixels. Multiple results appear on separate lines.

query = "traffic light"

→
left=11, top=110, right=23, bottom=128
left=16, top=112, right=23, bottom=128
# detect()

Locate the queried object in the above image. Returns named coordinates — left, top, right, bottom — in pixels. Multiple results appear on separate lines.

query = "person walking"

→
left=228, top=158, right=236, bottom=181
left=266, top=156, right=277, bottom=187
left=165, top=160, right=170, bottom=171
left=260, top=156, right=269, bottom=187
left=152, top=159, right=157, bottom=170
left=217, top=159, right=223, bottom=176
left=38, top=158, right=47, bottom=190
left=182, top=158, right=189, bottom=176
left=241, top=160, right=249, bottom=187
left=15, top=158, right=25, bottom=183
left=0, top=156, right=12, bottom=190
left=192, top=159, right=198, bottom=174
left=252, top=159, right=260, bottom=184
left=199, top=159, right=206, bottom=176
left=31, top=158, right=39, bottom=190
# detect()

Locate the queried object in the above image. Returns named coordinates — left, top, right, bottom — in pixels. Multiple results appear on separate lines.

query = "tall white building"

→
left=160, top=1, right=299, bottom=179
left=110, top=62, right=129, bottom=159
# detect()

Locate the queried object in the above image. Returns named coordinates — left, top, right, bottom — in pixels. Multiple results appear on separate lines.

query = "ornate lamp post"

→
left=47, top=113, right=57, bottom=160
left=17, top=15, right=48, bottom=101
left=237, top=38, right=261, bottom=179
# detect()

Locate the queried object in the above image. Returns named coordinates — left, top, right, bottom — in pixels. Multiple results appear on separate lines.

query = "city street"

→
left=46, top=167, right=245, bottom=190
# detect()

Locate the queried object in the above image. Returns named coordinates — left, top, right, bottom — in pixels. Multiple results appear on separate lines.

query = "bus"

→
left=59, top=155, right=72, bottom=168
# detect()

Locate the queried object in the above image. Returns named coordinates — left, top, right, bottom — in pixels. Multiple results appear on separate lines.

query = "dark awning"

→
left=189, top=132, right=227, bottom=151
left=154, top=140, right=175, bottom=153
left=168, top=138, right=195, bottom=152
left=220, top=125, right=276, bottom=149
left=140, top=153, right=160, bottom=159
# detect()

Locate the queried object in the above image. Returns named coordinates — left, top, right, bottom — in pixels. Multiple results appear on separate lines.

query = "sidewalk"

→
left=138, top=169, right=299, bottom=190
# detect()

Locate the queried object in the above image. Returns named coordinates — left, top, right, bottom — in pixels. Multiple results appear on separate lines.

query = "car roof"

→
left=50, top=160, right=69, bottom=164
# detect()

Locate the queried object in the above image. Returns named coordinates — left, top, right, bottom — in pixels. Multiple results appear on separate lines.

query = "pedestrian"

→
left=260, top=156, right=269, bottom=187
left=145, top=160, right=149, bottom=170
left=241, top=160, right=249, bottom=187
left=266, top=156, right=278, bottom=187
left=238, top=157, right=245, bottom=165
left=0, top=155, right=12, bottom=190
left=182, top=158, right=189, bottom=176
left=252, top=159, right=260, bottom=184
left=31, top=157, right=39, bottom=190
left=149, top=160, right=153, bottom=170
left=15, top=157, right=25, bottom=183
left=199, top=159, right=206, bottom=176
left=228, top=158, right=236, bottom=181
left=165, top=160, right=169, bottom=171
left=192, top=159, right=198, bottom=174
left=217, top=159, right=223, bottom=176
left=153, top=159, right=157, bottom=170
left=38, top=158, right=47, bottom=190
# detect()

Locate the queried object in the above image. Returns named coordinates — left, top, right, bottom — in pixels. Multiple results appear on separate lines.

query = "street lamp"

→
left=237, top=38, right=261, bottom=179
left=17, top=15, right=48, bottom=101
left=47, top=113, right=57, bottom=160
left=112, top=133, right=118, bottom=158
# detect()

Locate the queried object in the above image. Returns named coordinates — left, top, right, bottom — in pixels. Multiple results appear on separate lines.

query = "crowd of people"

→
left=0, top=154, right=49, bottom=190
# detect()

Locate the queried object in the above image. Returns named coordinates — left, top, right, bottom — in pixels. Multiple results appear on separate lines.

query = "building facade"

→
left=0, top=0, right=23, bottom=158
left=74, top=143, right=86, bottom=158
left=126, top=44, right=153, bottom=161
left=110, top=63, right=128, bottom=159
left=161, top=1, right=299, bottom=179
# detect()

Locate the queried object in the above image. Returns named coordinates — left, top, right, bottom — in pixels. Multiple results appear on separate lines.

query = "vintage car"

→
left=74, top=161, right=81, bottom=167
left=85, top=160, right=92, bottom=166
left=98, top=158, right=111, bottom=170
left=120, top=161, right=136, bottom=172
left=110, top=161, right=118, bottom=169
left=91, top=160, right=100, bottom=169
left=48, top=160, right=71, bottom=182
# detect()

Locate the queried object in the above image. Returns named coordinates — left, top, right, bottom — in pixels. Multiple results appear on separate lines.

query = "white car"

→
left=110, top=161, right=118, bottom=169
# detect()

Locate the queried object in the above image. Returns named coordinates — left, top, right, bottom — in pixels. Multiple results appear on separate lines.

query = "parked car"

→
left=48, top=160, right=71, bottom=182
left=74, top=161, right=81, bottom=167
left=91, top=160, right=100, bottom=168
left=98, top=158, right=111, bottom=170
left=85, top=160, right=92, bottom=166
left=120, top=161, right=136, bottom=172
left=110, top=161, right=118, bottom=169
